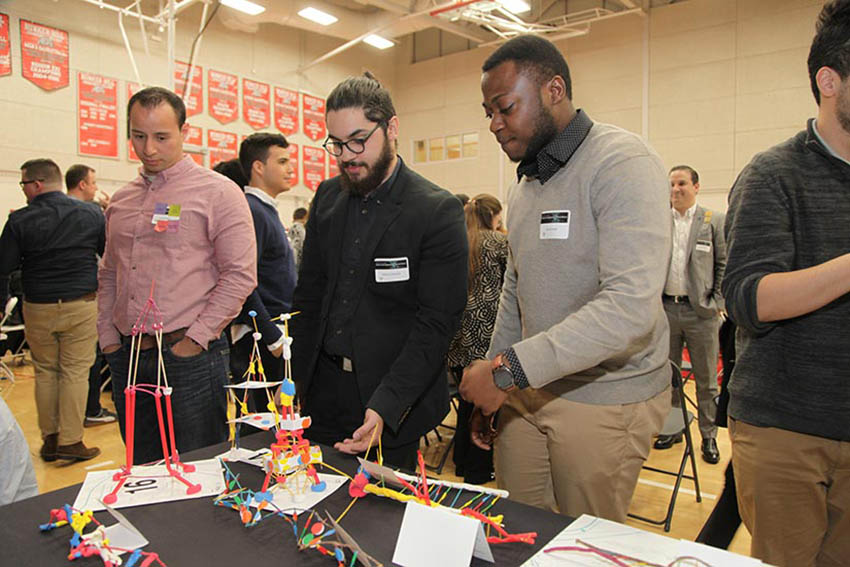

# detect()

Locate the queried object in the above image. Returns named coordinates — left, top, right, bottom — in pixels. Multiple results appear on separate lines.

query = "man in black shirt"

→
left=0, top=158, right=104, bottom=462
left=291, top=74, right=467, bottom=470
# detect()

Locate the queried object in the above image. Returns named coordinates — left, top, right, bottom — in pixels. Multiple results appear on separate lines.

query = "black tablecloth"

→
left=0, top=433, right=572, bottom=566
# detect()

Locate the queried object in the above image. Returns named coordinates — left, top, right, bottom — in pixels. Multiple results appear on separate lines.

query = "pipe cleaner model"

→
left=103, top=283, right=200, bottom=506
left=214, top=460, right=381, bottom=566
left=343, top=444, right=537, bottom=546
left=39, top=504, right=166, bottom=567
left=224, top=311, right=326, bottom=500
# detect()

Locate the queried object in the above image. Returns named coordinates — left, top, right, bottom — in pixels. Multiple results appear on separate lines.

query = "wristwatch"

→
left=491, top=353, right=517, bottom=393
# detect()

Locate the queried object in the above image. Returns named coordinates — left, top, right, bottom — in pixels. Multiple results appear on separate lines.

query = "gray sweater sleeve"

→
left=722, top=162, right=792, bottom=334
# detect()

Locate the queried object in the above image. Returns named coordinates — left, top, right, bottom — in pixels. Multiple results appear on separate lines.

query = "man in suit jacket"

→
left=656, top=165, right=726, bottom=464
left=291, top=74, right=468, bottom=470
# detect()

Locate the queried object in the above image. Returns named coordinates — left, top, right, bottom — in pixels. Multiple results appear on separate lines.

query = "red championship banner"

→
left=288, top=143, right=299, bottom=187
left=302, top=145, right=326, bottom=192
left=77, top=72, right=118, bottom=158
left=127, top=82, right=143, bottom=162
left=184, top=124, right=204, bottom=166
left=174, top=60, right=203, bottom=117
left=302, top=93, right=326, bottom=142
left=208, top=69, right=237, bottom=124
left=0, top=14, right=11, bottom=77
left=20, top=19, right=69, bottom=90
left=208, top=129, right=237, bottom=169
left=274, top=87, right=298, bottom=137
left=242, top=78, right=270, bottom=130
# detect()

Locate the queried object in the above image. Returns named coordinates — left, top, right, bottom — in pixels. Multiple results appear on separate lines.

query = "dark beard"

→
left=518, top=102, right=559, bottom=164
left=339, top=137, right=395, bottom=197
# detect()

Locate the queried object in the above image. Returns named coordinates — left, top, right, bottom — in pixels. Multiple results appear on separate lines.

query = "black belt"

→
left=663, top=294, right=689, bottom=304
left=321, top=351, right=354, bottom=372
left=26, top=291, right=97, bottom=304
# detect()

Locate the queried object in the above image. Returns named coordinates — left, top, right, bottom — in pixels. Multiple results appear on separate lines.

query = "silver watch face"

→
left=493, top=366, right=513, bottom=390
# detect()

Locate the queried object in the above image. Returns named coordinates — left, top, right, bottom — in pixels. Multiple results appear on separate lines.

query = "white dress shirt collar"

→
left=244, top=186, right=278, bottom=209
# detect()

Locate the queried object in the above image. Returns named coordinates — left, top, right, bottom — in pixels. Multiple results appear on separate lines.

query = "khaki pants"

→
left=494, top=386, right=669, bottom=522
left=731, top=418, right=850, bottom=567
left=23, top=298, right=98, bottom=446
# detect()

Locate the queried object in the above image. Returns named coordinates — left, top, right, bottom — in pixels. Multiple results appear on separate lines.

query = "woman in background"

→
left=447, top=193, right=508, bottom=484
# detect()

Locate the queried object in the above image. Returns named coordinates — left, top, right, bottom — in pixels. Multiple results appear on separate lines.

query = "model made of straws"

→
left=214, top=461, right=381, bottom=566
left=39, top=504, right=167, bottom=567
left=225, top=311, right=326, bottom=499
left=103, top=283, right=199, bottom=506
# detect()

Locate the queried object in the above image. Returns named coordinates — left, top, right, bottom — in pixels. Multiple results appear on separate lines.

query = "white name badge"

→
left=374, top=257, right=410, bottom=282
left=540, top=210, right=571, bottom=239
left=695, top=240, right=712, bottom=253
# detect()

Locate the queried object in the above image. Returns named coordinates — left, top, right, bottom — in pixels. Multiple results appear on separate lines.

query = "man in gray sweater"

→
left=722, top=2, right=850, bottom=565
left=460, top=35, right=671, bottom=523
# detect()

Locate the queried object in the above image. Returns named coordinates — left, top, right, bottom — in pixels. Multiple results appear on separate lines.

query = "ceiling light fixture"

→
left=363, top=34, right=394, bottom=49
left=498, top=0, right=531, bottom=14
left=297, top=7, right=339, bottom=26
left=220, top=0, right=266, bottom=16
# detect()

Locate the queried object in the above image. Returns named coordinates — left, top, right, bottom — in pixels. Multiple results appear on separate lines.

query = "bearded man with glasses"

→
left=290, top=73, right=468, bottom=470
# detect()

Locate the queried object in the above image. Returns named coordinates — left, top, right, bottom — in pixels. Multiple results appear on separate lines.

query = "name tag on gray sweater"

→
left=540, top=210, right=571, bottom=239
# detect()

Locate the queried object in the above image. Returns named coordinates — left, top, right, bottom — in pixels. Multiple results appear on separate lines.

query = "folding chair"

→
left=0, top=297, right=26, bottom=384
left=629, top=362, right=701, bottom=532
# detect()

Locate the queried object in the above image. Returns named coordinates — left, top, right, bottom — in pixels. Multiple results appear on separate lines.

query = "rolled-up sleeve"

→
left=722, top=164, right=791, bottom=335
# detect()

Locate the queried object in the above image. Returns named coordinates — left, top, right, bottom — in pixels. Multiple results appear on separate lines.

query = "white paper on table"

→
left=248, top=473, right=347, bottom=515
left=676, top=539, right=764, bottom=566
left=521, top=515, right=766, bottom=567
left=227, top=412, right=280, bottom=430
left=100, top=504, right=148, bottom=554
left=225, top=380, right=283, bottom=390
left=73, top=458, right=225, bottom=512
left=392, top=501, right=493, bottom=567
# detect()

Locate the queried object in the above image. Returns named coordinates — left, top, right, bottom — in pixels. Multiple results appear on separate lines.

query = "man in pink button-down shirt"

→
left=99, top=87, right=256, bottom=464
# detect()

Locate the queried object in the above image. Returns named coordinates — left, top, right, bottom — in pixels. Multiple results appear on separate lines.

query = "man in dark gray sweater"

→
left=722, top=2, right=850, bottom=565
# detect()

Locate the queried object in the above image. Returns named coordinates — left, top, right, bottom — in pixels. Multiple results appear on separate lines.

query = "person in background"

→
left=65, top=163, right=117, bottom=427
left=66, top=163, right=110, bottom=209
left=229, top=133, right=297, bottom=410
left=212, top=158, right=248, bottom=189
left=289, top=207, right=308, bottom=272
left=655, top=164, right=725, bottom=464
left=447, top=193, right=507, bottom=484
left=0, top=158, right=105, bottom=462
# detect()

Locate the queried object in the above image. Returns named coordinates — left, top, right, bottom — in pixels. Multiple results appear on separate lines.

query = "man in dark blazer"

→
left=656, top=164, right=726, bottom=464
left=291, top=74, right=468, bottom=470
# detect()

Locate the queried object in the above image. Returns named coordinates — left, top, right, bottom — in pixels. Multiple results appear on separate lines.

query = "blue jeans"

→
left=105, top=335, right=230, bottom=465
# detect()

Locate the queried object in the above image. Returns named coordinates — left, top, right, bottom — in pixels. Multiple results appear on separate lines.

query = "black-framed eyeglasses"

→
left=322, top=122, right=383, bottom=157
left=19, top=179, right=41, bottom=188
